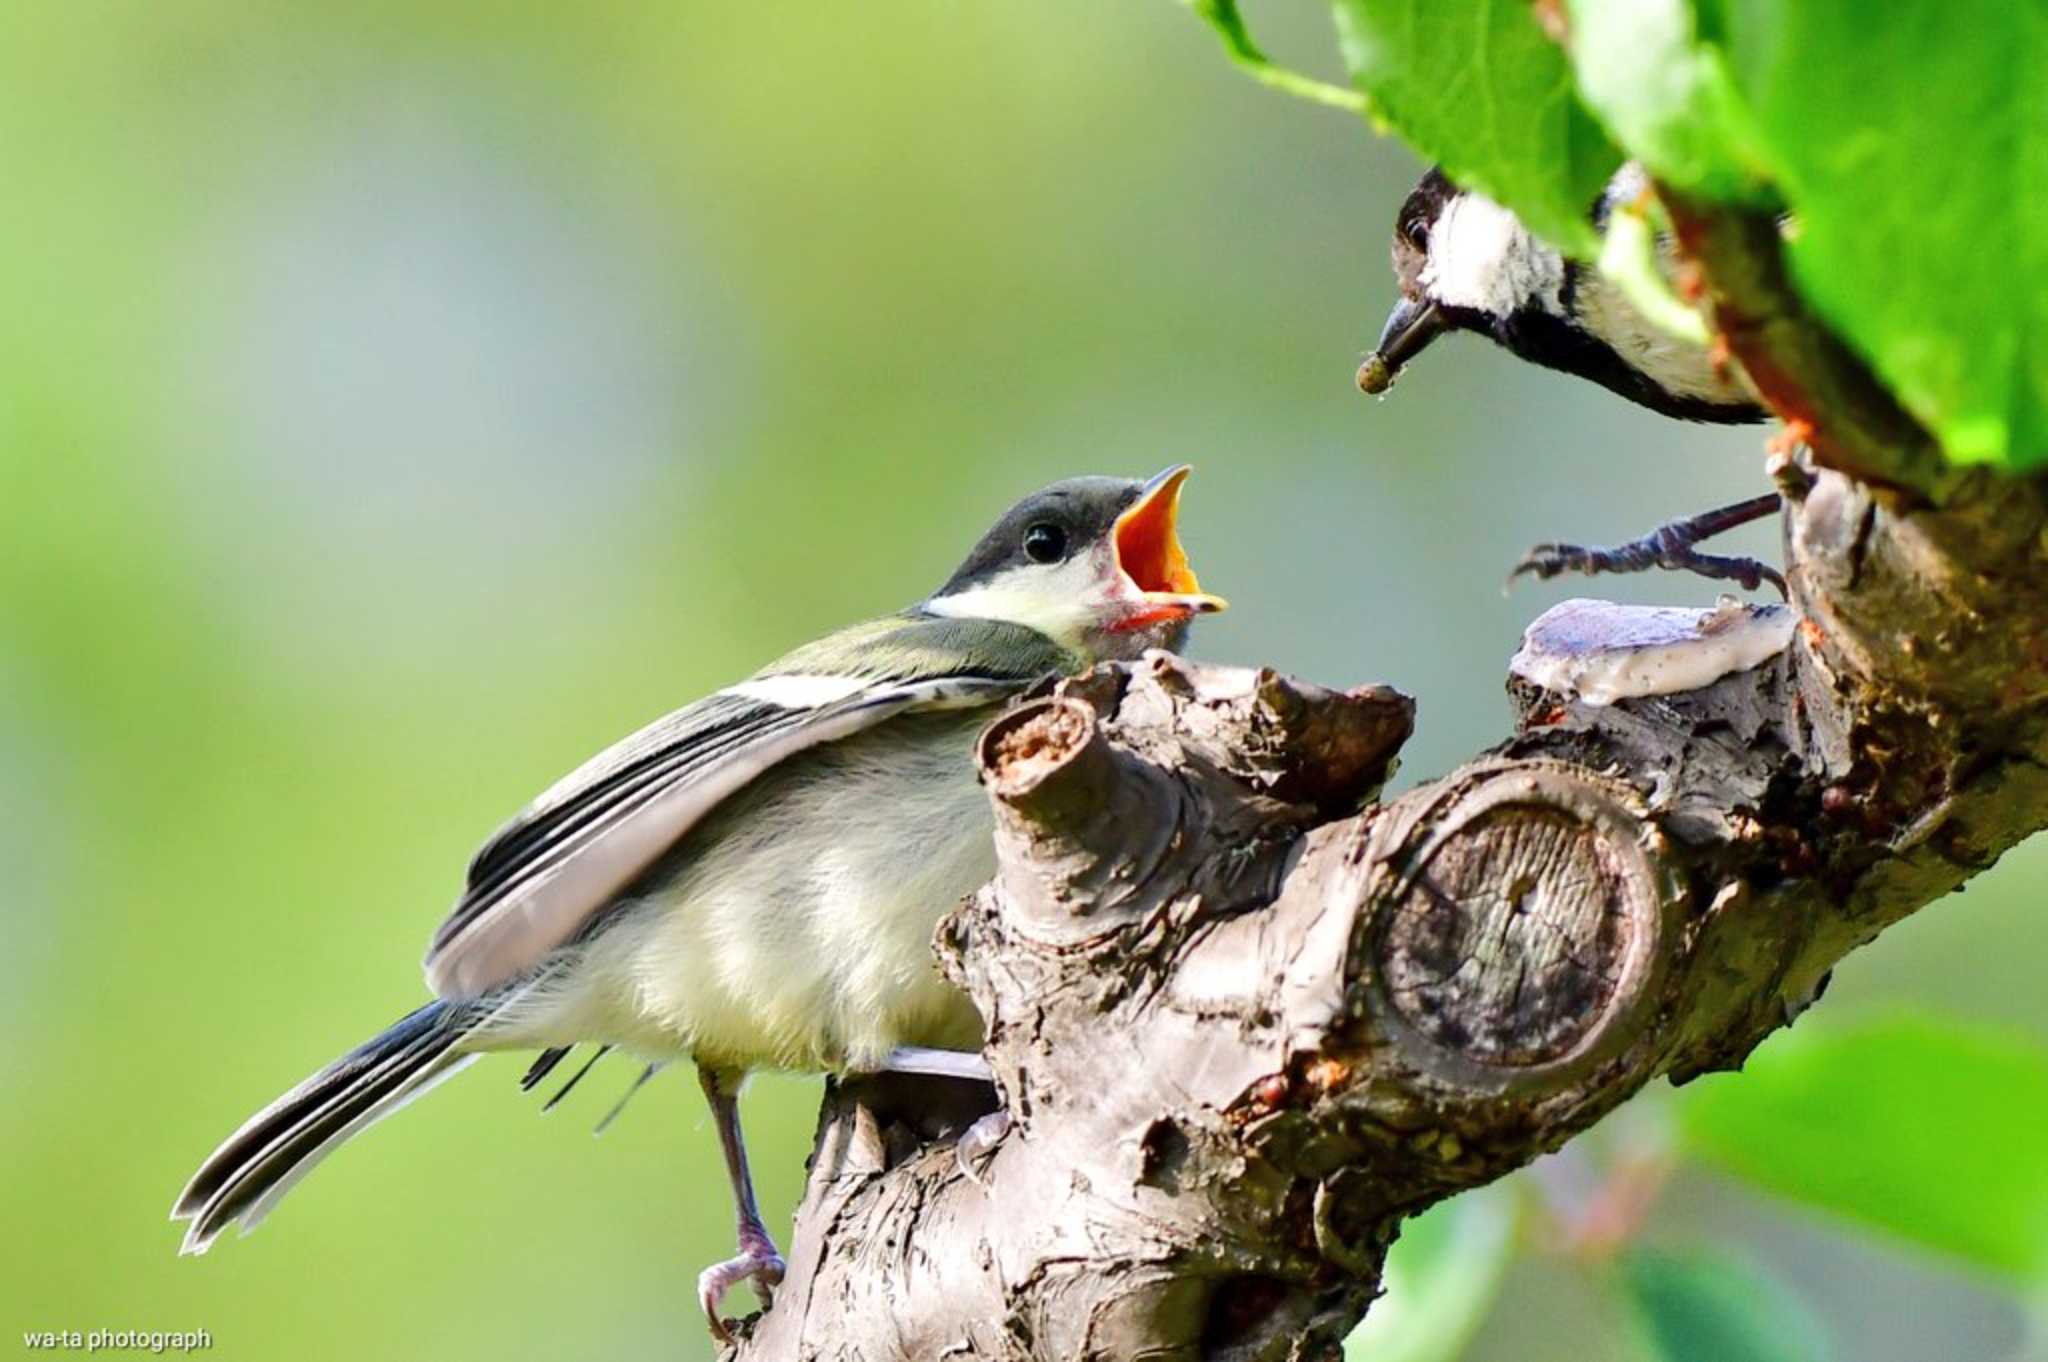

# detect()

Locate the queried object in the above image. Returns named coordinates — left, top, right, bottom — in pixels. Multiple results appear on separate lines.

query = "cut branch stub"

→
left=1020, top=651, right=1416, bottom=822
left=1113, top=654, right=1416, bottom=819
left=1357, top=761, right=1681, bottom=1098
left=971, top=653, right=1416, bottom=948
left=977, top=692, right=1190, bottom=943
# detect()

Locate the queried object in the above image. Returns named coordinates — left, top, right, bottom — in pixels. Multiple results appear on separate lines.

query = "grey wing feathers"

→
left=454, top=692, right=791, bottom=919
left=421, top=673, right=1022, bottom=1001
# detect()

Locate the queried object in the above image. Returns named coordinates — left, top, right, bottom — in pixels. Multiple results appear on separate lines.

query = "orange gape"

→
left=1113, top=467, right=1203, bottom=597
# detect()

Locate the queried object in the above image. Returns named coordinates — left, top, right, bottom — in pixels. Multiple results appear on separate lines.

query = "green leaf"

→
left=1740, top=0, right=2048, bottom=465
left=1679, top=1014, right=2048, bottom=1278
left=1618, top=1247, right=1831, bottom=1362
left=1597, top=195, right=1709, bottom=345
left=1564, top=0, right=1774, bottom=204
left=1199, top=0, right=2047, bottom=464
left=1344, top=1183, right=1516, bottom=1362
left=1180, top=0, right=1372, bottom=114
left=1329, top=0, right=1623, bottom=257
left=1576, top=0, right=2048, bottom=467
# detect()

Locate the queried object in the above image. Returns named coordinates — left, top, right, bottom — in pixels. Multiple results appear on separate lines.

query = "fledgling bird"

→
left=173, top=467, right=1225, bottom=1339
left=1357, top=162, right=1784, bottom=592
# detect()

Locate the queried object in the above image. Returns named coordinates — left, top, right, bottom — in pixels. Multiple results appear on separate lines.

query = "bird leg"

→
left=1509, top=493, right=1786, bottom=596
left=695, top=1064, right=786, bottom=1343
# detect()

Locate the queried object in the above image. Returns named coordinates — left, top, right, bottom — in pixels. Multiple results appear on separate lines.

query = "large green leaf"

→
left=1618, top=1247, right=1831, bottom=1362
left=1679, top=1015, right=2048, bottom=1278
left=1344, top=1183, right=1515, bottom=1362
left=1564, top=0, right=1773, bottom=204
left=1328, top=0, right=1622, bottom=258
left=1570, top=0, right=2048, bottom=467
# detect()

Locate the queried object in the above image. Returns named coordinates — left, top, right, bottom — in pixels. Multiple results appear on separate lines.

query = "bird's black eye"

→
left=1022, top=522, right=1067, bottom=563
left=1399, top=214, right=1430, bottom=252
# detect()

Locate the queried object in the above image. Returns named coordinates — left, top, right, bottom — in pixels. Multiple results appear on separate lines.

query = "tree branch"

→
left=1658, top=190, right=1962, bottom=504
left=721, top=200, right=2048, bottom=1360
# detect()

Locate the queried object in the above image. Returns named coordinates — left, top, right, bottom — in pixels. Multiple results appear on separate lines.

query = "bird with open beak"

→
left=173, top=467, right=1225, bottom=1340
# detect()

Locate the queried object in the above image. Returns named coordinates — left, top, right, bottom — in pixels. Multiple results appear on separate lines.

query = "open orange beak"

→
left=1109, top=465, right=1228, bottom=632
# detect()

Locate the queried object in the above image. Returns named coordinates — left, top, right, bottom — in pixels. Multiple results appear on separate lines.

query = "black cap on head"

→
left=920, top=468, right=1222, bottom=662
left=1357, top=166, right=1464, bottom=394
left=934, top=477, right=1142, bottom=596
left=1392, top=166, right=1459, bottom=297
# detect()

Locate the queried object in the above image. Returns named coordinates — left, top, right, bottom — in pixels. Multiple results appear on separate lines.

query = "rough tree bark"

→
left=722, top=201, right=2048, bottom=1359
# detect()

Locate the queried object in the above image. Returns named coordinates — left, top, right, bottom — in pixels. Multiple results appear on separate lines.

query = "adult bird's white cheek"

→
left=1420, top=191, right=1567, bottom=318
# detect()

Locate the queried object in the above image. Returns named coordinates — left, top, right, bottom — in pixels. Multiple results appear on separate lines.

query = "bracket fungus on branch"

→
left=723, top=210, right=2048, bottom=1362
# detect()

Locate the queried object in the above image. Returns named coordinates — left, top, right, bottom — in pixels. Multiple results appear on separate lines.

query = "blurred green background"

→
left=4, top=3, right=2042, bottom=1359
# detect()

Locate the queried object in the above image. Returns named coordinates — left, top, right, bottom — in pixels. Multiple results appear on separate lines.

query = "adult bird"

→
left=1358, top=162, right=1786, bottom=593
left=173, top=467, right=1226, bottom=1339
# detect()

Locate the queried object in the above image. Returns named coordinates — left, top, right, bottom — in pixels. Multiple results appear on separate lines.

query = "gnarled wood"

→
left=719, top=196, right=2048, bottom=1362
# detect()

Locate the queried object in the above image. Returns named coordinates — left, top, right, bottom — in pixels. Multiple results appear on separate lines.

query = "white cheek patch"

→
left=1421, top=192, right=1566, bottom=318
left=924, top=551, right=1117, bottom=651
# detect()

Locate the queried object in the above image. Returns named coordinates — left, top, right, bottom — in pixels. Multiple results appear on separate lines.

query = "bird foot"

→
left=955, top=1107, right=1011, bottom=1189
left=698, top=1234, right=787, bottom=1344
left=1508, top=493, right=1786, bottom=597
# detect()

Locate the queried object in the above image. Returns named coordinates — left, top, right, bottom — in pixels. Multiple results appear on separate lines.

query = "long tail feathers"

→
left=591, top=1063, right=664, bottom=1136
left=519, top=1045, right=575, bottom=1092
left=171, top=1000, right=481, bottom=1254
left=539, top=1045, right=612, bottom=1112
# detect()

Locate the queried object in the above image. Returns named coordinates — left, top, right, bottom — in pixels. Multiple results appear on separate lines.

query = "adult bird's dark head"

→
left=1358, top=164, right=1769, bottom=424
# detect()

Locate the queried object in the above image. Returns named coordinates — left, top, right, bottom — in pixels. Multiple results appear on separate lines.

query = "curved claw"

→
left=1505, top=494, right=1788, bottom=599
left=1507, top=542, right=1578, bottom=588
left=698, top=1241, right=787, bottom=1343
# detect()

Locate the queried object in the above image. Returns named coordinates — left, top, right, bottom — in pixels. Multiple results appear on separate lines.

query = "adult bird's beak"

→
left=1357, top=296, right=1449, bottom=394
left=1109, top=465, right=1228, bottom=631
